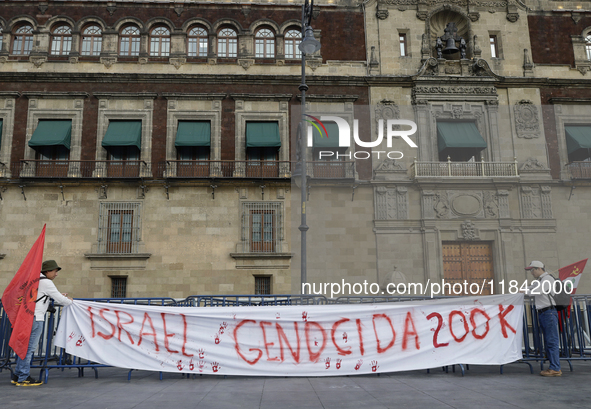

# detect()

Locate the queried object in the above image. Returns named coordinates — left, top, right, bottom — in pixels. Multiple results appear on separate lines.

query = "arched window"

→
left=12, top=24, right=34, bottom=55
left=586, top=34, right=591, bottom=61
left=120, top=25, right=140, bottom=56
left=255, top=28, right=275, bottom=59
left=188, top=26, right=208, bottom=57
left=81, top=25, right=102, bottom=56
left=150, top=26, right=170, bottom=57
left=51, top=25, right=72, bottom=55
left=284, top=29, right=301, bottom=59
left=218, top=28, right=237, bottom=58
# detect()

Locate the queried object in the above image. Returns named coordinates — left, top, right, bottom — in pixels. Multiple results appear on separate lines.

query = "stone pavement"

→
left=2, top=361, right=591, bottom=409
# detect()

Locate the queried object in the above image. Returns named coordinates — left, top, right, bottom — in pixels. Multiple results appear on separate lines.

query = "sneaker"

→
left=15, top=376, right=43, bottom=386
left=540, top=369, right=562, bottom=377
left=11, top=374, right=18, bottom=384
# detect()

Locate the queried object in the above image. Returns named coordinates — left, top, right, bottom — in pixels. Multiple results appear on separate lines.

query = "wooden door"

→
left=442, top=241, right=494, bottom=295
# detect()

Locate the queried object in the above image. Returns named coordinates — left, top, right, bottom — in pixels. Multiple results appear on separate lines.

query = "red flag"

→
left=1, top=225, right=46, bottom=359
left=558, top=258, right=587, bottom=295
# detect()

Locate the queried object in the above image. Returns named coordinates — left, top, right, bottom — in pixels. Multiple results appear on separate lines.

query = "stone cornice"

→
left=0, top=92, right=21, bottom=98
left=22, top=91, right=89, bottom=99
left=2, top=72, right=591, bottom=90
left=162, top=93, right=227, bottom=100
left=93, top=92, right=158, bottom=99
left=548, top=97, right=591, bottom=104
left=229, top=93, right=293, bottom=101
left=295, top=94, right=359, bottom=102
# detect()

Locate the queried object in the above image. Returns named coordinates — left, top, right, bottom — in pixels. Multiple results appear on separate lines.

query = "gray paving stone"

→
left=2, top=362, right=591, bottom=409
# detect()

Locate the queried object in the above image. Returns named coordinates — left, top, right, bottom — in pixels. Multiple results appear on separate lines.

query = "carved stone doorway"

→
left=442, top=241, right=494, bottom=295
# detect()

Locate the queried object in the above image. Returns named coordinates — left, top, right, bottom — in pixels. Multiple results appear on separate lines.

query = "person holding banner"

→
left=525, top=260, right=561, bottom=377
left=12, top=260, right=73, bottom=387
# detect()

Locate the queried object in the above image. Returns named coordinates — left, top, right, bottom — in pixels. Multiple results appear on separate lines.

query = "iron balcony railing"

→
left=411, top=158, right=519, bottom=178
left=306, top=161, right=356, bottom=179
left=567, top=161, right=591, bottom=179
left=6, top=160, right=357, bottom=180
left=159, top=160, right=292, bottom=179
left=12, top=160, right=152, bottom=179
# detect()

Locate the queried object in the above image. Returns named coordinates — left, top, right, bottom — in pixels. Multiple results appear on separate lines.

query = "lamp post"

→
left=297, top=0, right=321, bottom=294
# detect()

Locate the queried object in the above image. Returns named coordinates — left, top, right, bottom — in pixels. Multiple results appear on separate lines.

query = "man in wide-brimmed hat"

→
left=12, top=260, right=73, bottom=387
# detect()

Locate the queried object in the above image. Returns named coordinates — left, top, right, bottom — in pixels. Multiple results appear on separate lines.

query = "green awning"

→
left=312, top=122, right=340, bottom=148
left=246, top=122, right=281, bottom=148
left=28, top=120, right=72, bottom=150
left=102, top=121, right=142, bottom=149
left=437, top=122, right=487, bottom=152
left=565, top=126, right=591, bottom=155
left=175, top=121, right=211, bottom=147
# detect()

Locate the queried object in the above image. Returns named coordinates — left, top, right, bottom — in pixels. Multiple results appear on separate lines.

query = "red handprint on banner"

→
left=302, top=311, right=308, bottom=322
left=198, top=361, right=206, bottom=373
left=371, top=360, right=379, bottom=372
left=68, top=332, right=75, bottom=341
left=336, top=359, right=342, bottom=369
left=211, top=362, right=220, bottom=373
left=276, top=312, right=281, bottom=319
left=177, top=360, right=184, bottom=371
left=189, top=359, right=194, bottom=371
left=354, top=359, right=363, bottom=370
left=76, top=336, right=86, bottom=347
left=343, top=332, right=348, bottom=343
left=324, top=357, right=331, bottom=369
left=219, top=322, right=228, bottom=334
left=214, top=334, right=220, bottom=344
left=198, top=348, right=205, bottom=359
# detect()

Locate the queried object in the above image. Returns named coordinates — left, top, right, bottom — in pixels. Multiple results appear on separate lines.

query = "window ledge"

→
left=84, top=253, right=152, bottom=260
left=230, top=253, right=293, bottom=260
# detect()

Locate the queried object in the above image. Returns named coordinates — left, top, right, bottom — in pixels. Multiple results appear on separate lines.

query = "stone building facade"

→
left=1, top=0, right=591, bottom=298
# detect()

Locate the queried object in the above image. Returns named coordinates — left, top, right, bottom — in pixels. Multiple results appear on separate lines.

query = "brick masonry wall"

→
left=528, top=15, right=591, bottom=66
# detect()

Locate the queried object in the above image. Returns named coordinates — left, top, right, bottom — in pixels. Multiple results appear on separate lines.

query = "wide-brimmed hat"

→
left=525, top=260, right=544, bottom=270
left=41, top=260, right=62, bottom=272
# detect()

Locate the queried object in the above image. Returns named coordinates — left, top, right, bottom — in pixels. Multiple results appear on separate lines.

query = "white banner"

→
left=54, top=294, right=524, bottom=376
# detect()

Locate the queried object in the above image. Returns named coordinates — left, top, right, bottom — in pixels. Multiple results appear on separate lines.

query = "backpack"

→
left=548, top=275, right=572, bottom=311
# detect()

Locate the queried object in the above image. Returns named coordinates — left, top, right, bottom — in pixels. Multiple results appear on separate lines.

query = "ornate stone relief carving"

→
left=30, top=56, right=47, bottom=68
left=376, top=9, right=389, bottom=19
left=375, top=159, right=405, bottom=172
left=170, top=58, right=186, bottom=70
left=100, top=57, right=117, bottom=68
left=513, top=100, right=539, bottom=138
left=375, top=186, right=408, bottom=220
left=519, top=157, right=548, bottom=172
left=520, top=186, right=552, bottom=219
left=461, top=220, right=478, bottom=240
left=423, top=190, right=505, bottom=219
left=239, top=59, right=254, bottom=71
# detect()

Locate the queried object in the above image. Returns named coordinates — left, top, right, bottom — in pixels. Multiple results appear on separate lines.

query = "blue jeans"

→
left=539, top=309, right=561, bottom=371
left=14, top=320, right=44, bottom=382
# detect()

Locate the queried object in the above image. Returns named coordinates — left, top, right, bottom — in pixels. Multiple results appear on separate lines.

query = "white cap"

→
left=525, top=260, right=544, bottom=270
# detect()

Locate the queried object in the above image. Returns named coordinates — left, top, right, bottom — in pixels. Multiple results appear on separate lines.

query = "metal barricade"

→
left=182, top=294, right=328, bottom=307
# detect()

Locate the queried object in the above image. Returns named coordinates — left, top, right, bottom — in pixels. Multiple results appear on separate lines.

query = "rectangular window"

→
left=399, top=33, right=407, bottom=57
left=98, top=202, right=141, bottom=254
left=254, top=276, right=271, bottom=295
left=110, top=276, right=127, bottom=298
left=490, top=35, right=498, bottom=58
left=241, top=202, right=283, bottom=253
